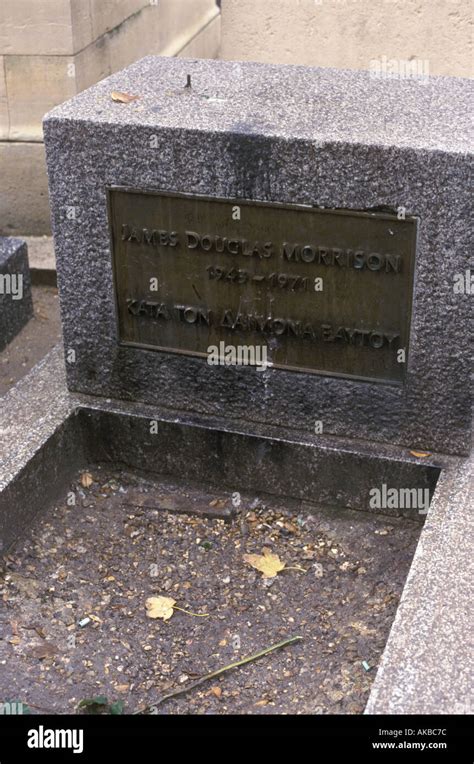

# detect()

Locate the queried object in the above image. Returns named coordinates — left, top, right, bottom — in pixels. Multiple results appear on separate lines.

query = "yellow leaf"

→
left=111, top=91, right=139, bottom=103
left=410, top=450, right=431, bottom=458
left=243, top=547, right=286, bottom=578
left=80, top=471, right=93, bottom=488
left=145, top=595, right=176, bottom=621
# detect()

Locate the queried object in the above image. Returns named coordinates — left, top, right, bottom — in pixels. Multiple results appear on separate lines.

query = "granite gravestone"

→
left=0, top=237, right=33, bottom=351
left=0, top=56, right=467, bottom=715
left=43, top=57, right=472, bottom=456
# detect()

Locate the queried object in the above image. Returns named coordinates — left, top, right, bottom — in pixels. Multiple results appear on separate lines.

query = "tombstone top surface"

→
left=0, top=237, right=26, bottom=266
left=44, top=56, right=472, bottom=154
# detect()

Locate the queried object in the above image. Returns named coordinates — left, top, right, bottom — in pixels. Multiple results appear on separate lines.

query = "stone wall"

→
left=0, top=0, right=221, bottom=235
left=220, top=0, right=473, bottom=78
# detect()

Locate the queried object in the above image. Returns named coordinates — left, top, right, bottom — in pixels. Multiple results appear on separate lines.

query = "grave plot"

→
left=0, top=466, right=422, bottom=715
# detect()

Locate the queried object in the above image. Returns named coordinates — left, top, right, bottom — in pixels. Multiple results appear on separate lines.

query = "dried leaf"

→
left=410, top=450, right=431, bottom=458
left=28, top=643, right=58, bottom=659
left=145, top=595, right=176, bottom=621
left=80, top=471, right=93, bottom=488
left=111, top=91, right=139, bottom=103
left=210, top=685, right=222, bottom=698
left=243, top=547, right=286, bottom=578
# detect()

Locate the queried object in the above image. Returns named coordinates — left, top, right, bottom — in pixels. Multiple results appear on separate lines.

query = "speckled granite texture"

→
left=0, top=237, right=33, bottom=350
left=43, top=57, right=473, bottom=455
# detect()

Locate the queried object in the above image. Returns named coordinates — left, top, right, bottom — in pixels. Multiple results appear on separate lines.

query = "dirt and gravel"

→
left=0, top=466, right=422, bottom=715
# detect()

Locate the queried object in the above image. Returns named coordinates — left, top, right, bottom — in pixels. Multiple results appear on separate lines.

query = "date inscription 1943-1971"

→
left=108, top=189, right=417, bottom=384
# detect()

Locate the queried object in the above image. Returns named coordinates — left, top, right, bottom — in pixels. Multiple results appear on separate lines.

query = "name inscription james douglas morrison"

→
left=108, top=189, right=417, bottom=384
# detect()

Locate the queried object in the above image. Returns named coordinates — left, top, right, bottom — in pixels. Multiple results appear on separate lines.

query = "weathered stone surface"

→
left=0, top=0, right=75, bottom=56
left=1, top=1, right=220, bottom=232
left=43, top=57, right=472, bottom=455
left=0, top=237, right=33, bottom=350
left=5, top=54, right=76, bottom=140
left=0, top=0, right=218, bottom=56
left=2, top=2, right=221, bottom=141
left=221, top=0, right=474, bottom=78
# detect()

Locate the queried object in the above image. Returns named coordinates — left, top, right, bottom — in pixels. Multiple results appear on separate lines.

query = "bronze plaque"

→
left=108, top=188, right=417, bottom=384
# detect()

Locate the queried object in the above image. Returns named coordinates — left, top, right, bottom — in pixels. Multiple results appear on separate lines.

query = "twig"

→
left=172, top=606, right=209, bottom=617
left=135, top=634, right=302, bottom=713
